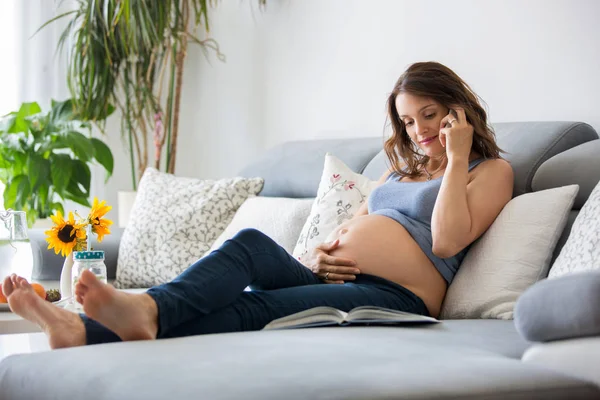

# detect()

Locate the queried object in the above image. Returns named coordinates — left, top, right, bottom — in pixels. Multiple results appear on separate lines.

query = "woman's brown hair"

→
left=385, top=61, right=504, bottom=180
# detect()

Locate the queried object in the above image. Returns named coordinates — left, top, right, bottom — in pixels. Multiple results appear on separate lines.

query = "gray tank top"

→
left=368, top=158, right=486, bottom=284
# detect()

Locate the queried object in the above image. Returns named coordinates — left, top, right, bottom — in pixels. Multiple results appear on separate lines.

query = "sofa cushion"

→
left=204, top=196, right=314, bottom=256
left=514, top=271, right=600, bottom=342
left=239, top=137, right=383, bottom=198
left=532, top=139, right=600, bottom=209
left=114, top=168, right=263, bottom=288
left=292, top=153, right=379, bottom=260
left=523, top=337, right=600, bottom=388
left=549, top=178, right=600, bottom=278
left=2, top=321, right=599, bottom=400
left=440, top=185, right=579, bottom=320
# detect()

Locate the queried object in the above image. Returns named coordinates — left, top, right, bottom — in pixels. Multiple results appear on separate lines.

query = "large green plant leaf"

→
left=3, top=174, right=31, bottom=209
left=27, top=153, right=51, bottom=190
left=71, top=159, right=91, bottom=193
left=90, top=137, right=114, bottom=178
left=9, top=103, right=42, bottom=133
left=64, top=179, right=91, bottom=207
left=50, top=154, right=73, bottom=195
left=65, top=131, right=95, bottom=162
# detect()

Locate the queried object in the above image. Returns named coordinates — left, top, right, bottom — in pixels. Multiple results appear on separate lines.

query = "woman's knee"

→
left=231, top=228, right=271, bottom=245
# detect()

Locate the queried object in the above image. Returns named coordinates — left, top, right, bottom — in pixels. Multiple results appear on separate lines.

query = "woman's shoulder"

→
left=470, top=157, right=514, bottom=183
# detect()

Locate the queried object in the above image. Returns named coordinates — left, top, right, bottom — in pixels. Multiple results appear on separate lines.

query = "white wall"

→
left=102, top=0, right=600, bottom=218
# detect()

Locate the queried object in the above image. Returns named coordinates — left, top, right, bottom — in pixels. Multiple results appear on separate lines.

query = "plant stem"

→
left=168, top=0, right=190, bottom=174
left=124, top=67, right=137, bottom=191
left=165, top=45, right=177, bottom=173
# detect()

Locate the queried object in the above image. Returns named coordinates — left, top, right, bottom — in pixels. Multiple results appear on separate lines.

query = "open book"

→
left=263, top=306, right=439, bottom=330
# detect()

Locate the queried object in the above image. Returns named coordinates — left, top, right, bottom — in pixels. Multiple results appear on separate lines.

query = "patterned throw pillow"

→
left=204, top=196, right=314, bottom=256
left=440, top=185, right=579, bottom=320
left=548, top=179, right=600, bottom=278
left=292, top=153, right=379, bottom=261
left=114, top=168, right=264, bottom=288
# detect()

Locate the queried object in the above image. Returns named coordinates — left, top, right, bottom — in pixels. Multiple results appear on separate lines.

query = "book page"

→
left=263, top=307, right=347, bottom=330
left=347, top=306, right=438, bottom=323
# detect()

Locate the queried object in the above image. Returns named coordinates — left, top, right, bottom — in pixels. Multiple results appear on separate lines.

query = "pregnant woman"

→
left=4, top=61, right=513, bottom=348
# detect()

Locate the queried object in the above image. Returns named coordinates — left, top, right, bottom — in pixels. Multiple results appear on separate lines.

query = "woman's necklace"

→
left=423, top=159, right=447, bottom=181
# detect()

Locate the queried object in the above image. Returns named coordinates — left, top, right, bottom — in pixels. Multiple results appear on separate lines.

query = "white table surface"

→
left=0, top=281, right=147, bottom=362
left=0, top=332, right=51, bottom=362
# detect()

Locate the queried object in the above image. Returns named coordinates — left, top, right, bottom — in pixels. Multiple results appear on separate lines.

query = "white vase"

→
left=59, top=252, right=74, bottom=300
left=118, top=191, right=137, bottom=228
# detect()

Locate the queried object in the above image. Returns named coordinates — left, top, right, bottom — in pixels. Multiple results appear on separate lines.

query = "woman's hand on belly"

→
left=302, top=239, right=361, bottom=284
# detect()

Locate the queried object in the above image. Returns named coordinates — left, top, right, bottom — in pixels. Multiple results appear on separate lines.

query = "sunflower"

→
left=45, top=211, right=86, bottom=256
left=88, top=197, right=113, bottom=242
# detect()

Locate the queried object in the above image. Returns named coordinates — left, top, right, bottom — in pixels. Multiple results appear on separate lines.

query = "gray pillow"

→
left=514, top=272, right=600, bottom=342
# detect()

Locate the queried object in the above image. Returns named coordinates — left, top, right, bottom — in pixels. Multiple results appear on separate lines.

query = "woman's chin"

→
left=423, top=146, right=445, bottom=157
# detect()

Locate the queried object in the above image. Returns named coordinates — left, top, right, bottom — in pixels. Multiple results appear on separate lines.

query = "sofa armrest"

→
left=522, top=337, right=600, bottom=387
left=29, top=228, right=124, bottom=281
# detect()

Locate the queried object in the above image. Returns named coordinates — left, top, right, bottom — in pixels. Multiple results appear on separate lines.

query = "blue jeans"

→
left=81, top=228, right=430, bottom=344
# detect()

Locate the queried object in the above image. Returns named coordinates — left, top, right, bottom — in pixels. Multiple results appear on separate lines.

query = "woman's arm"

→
left=431, top=157, right=513, bottom=258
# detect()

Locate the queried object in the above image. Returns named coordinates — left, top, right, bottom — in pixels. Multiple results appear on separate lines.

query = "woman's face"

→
left=395, top=93, right=448, bottom=157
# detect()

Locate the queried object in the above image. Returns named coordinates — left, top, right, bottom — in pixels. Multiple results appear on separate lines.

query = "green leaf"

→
left=0, top=113, right=16, bottom=133
left=65, top=178, right=89, bottom=199
left=90, top=137, right=114, bottom=179
left=64, top=179, right=91, bottom=207
left=50, top=99, right=76, bottom=122
left=27, top=154, right=51, bottom=190
left=3, top=174, right=31, bottom=209
left=37, top=184, right=49, bottom=214
left=92, top=103, right=116, bottom=120
left=71, top=159, right=91, bottom=193
left=0, top=156, right=10, bottom=169
left=50, top=154, right=73, bottom=196
left=26, top=208, right=37, bottom=228
left=66, top=131, right=95, bottom=162
left=8, top=102, right=42, bottom=134
left=51, top=202, right=65, bottom=217
left=31, top=10, right=78, bottom=38
left=18, top=102, right=42, bottom=117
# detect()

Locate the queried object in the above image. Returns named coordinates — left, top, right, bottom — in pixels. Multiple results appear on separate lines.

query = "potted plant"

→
left=0, top=99, right=114, bottom=227
left=43, top=0, right=267, bottom=192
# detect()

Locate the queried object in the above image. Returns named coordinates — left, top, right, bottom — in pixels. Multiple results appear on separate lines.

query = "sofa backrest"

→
left=241, top=121, right=598, bottom=203
left=240, top=121, right=600, bottom=262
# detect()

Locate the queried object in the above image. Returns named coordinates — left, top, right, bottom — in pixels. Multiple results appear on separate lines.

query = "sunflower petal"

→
left=50, top=212, right=64, bottom=225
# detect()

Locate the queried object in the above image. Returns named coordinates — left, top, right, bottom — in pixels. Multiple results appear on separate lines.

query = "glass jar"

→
left=72, top=251, right=108, bottom=295
left=0, top=210, right=33, bottom=281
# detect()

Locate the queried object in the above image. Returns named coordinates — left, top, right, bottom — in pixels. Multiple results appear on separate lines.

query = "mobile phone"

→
left=444, top=108, right=458, bottom=128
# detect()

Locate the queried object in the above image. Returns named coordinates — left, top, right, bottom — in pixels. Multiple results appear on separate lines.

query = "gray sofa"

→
left=1, top=121, right=600, bottom=399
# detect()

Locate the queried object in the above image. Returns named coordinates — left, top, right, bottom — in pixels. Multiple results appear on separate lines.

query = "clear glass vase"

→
left=0, top=210, right=34, bottom=281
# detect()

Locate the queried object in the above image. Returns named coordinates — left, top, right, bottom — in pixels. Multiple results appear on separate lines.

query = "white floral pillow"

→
left=115, top=168, right=264, bottom=288
left=548, top=179, right=600, bottom=278
left=292, top=153, right=379, bottom=260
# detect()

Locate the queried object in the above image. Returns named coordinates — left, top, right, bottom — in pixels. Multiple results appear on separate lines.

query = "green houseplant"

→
left=43, top=0, right=266, bottom=190
left=0, top=99, right=114, bottom=226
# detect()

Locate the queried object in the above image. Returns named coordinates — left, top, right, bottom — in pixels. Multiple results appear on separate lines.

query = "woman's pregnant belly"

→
left=325, top=214, right=447, bottom=317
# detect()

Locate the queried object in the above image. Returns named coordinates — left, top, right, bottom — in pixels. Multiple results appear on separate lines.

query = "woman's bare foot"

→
left=76, top=270, right=158, bottom=341
left=3, top=274, right=86, bottom=349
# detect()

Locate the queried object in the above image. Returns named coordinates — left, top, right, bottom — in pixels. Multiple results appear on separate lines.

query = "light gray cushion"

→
left=239, top=137, right=383, bottom=198
left=2, top=321, right=599, bottom=400
left=514, top=272, right=600, bottom=342
left=533, top=139, right=600, bottom=209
